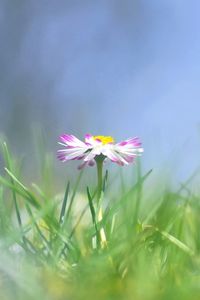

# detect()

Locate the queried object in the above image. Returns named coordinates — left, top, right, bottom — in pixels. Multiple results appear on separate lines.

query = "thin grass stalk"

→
left=2, top=142, right=28, bottom=250
left=59, top=181, right=70, bottom=224
left=133, top=159, right=142, bottom=226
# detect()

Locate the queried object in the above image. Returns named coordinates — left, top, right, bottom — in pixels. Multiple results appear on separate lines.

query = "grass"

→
left=0, top=140, right=200, bottom=300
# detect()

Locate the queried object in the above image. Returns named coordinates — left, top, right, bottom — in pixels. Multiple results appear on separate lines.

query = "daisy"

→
left=57, top=133, right=143, bottom=249
left=57, top=134, right=143, bottom=169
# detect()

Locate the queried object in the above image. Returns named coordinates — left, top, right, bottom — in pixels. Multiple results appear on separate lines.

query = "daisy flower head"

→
left=57, top=134, right=143, bottom=169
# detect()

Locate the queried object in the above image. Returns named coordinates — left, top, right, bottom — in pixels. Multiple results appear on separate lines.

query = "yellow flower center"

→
left=93, top=135, right=114, bottom=144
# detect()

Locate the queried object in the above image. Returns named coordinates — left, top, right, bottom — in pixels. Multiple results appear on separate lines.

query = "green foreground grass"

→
left=0, top=141, right=200, bottom=300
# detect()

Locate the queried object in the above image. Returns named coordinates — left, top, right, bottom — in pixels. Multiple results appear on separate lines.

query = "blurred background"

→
left=0, top=0, right=200, bottom=184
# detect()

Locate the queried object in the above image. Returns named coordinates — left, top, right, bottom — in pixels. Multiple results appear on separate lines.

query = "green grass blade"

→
left=65, top=170, right=83, bottom=220
left=87, top=187, right=99, bottom=244
left=103, top=169, right=108, bottom=192
left=3, top=169, right=41, bottom=209
left=104, top=169, right=153, bottom=222
left=2, top=143, right=23, bottom=228
left=159, top=228, right=195, bottom=256
left=59, top=181, right=70, bottom=224
left=133, top=158, right=142, bottom=225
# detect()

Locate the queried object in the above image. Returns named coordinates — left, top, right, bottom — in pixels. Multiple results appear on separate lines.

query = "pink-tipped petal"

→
left=117, top=137, right=142, bottom=148
left=84, top=134, right=93, bottom=144
left=60, top=134, right=87, bottom=148
left=57, top=152, right=68, bottom=162
left=113, top=137, right=143, bottom=166
left=78, top=162, right=87, bottom=170
left=78, top=159, right=95, bottom=170
left=84, top=150, right=96, bottom=162
left=84, top=134, right=101, bottom=146
left=57, top=133, right=90, bottom=163
left=88, top=160, right=95, bottom=166
left=57, top=149, right=86, bottom=162
left=102, top=147, right=128, bottom=166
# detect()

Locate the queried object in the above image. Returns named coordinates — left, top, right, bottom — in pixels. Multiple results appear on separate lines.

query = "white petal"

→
left=84, top=150, right=96, bottom=162
left=102, top=147, right=128, bottom=165
left=64, top=149, right=87, bottom=160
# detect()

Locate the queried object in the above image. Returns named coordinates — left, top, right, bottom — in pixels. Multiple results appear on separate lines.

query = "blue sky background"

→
left=0, top=0, right=200, bottom=183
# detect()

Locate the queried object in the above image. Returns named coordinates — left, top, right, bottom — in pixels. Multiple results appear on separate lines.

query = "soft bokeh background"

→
left=0, top=0, right=200, bottom=183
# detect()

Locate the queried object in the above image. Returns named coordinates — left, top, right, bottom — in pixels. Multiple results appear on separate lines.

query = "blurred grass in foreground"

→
left=0, top=140, right=200, bottom=300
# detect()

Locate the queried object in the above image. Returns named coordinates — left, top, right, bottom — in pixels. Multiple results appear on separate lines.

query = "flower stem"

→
left=95, top=156, right=107, bottom=248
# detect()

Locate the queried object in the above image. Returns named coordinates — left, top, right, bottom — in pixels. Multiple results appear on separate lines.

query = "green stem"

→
left=95, top=156, right=107, bottom=248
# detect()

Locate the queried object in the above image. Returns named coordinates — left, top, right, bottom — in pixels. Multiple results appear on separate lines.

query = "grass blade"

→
left=87, top=187, right=99, bottom=246
left=65, top=170, right=83, bottom=220
left=59, top=181, right=70, bottom=224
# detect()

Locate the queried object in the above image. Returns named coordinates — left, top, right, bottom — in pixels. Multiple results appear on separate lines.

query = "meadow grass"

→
left=0, top=140, right=200, bottom=300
